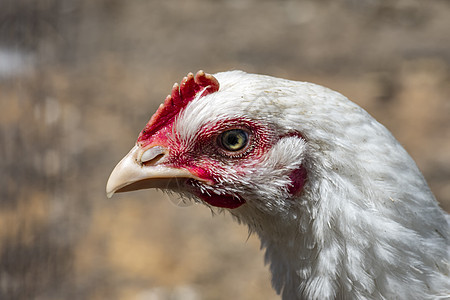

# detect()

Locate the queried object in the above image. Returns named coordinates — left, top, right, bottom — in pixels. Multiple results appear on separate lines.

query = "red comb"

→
left=137, top=70, right=219, bottom=144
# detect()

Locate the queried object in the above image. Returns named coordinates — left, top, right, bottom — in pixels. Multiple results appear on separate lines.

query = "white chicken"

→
left=107, top=70, right=450, bottom=299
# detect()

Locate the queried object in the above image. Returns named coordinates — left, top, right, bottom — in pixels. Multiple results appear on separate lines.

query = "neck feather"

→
left=233, top=167, right=449, bottom=300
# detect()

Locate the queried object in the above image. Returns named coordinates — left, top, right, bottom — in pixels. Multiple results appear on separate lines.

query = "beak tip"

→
left=106, top=145, right=140, bottom=199
left=106, top=180, right=116, bottom=198
left=106, top=189, right=115, bottom=198
left=106, top=168, right=124, bottom=198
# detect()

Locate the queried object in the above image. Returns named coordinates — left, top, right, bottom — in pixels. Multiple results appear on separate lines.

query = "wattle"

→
left=195, top=190, right=245, bottom=209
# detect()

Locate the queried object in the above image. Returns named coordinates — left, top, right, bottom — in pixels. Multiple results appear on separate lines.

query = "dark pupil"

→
left=226, top=134, right=239, bottom=146
left=221, top=129, right=247, bottom=151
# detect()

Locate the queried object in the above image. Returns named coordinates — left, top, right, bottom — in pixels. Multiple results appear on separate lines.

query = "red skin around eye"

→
left=178, top=121, right=307, bottom=208
left=139, top=117, right=307, bottom=209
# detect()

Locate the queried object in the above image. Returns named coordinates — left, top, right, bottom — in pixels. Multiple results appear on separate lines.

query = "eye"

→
left=219, top=129, right=249, bottom=152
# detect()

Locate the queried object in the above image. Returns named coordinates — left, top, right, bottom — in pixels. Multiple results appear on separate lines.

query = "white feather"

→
left=170, top=71, right=449, bottom=299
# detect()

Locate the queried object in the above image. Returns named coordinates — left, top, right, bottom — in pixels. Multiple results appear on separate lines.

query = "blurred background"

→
left=1, top=0, right=449, bottom=299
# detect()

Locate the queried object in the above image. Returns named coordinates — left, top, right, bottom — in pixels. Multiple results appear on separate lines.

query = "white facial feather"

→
left=170, top=71, right=449, bottom=299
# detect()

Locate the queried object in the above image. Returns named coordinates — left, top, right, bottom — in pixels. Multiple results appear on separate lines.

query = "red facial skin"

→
left=139, top=118, right=307, bottom=209
left=137, top=71, right=307, bottom=209
left=142, top=118, right=270, bottom=208
left=170, top=118, right=273, bottom=209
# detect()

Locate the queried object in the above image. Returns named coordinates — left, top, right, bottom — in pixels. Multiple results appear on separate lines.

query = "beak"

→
left=106, top=145, right=199, bottom=198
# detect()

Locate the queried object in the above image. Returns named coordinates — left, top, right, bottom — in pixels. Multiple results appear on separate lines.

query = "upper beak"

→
left=106, top=145, right=199, bottom=198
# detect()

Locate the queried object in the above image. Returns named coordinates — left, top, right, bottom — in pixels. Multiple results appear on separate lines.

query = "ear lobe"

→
left=288, top=165, right=307, bottom=196
left=272, top=135, right=308, bottom=196
left=264, top=135, right=307, bottom=168
left=260, top=135, right=308, bottom=195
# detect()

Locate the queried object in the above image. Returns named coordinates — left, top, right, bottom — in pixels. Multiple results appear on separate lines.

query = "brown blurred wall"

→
left=1, top=1, right=449, bottom=299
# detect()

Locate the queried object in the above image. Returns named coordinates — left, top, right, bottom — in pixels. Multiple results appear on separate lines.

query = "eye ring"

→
left=218, top=129, right=250, bottom=154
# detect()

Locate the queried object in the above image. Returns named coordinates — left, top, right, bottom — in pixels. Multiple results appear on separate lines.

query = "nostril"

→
left=140, top=146, right=166, bottom=166
left=143, top=153, right=165, bottom=166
